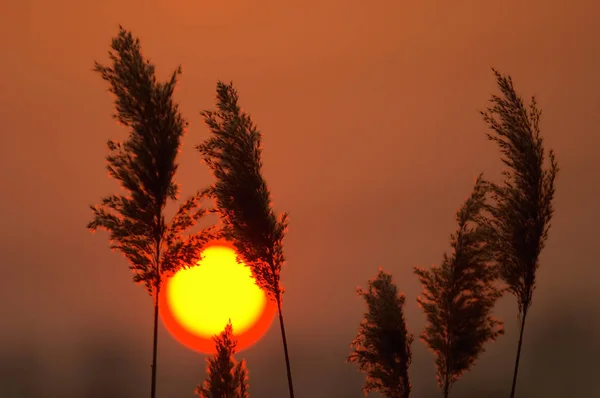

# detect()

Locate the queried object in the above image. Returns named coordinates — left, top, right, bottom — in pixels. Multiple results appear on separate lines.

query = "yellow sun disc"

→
left=165, top=245, right=267, bottom=338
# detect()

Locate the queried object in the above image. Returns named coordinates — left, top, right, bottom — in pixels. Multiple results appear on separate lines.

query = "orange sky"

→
left=1, top=0, right=599, bottom=397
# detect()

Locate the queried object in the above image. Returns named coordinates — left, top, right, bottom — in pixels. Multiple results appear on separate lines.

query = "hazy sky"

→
left=1, top=0, right=599, bottom=397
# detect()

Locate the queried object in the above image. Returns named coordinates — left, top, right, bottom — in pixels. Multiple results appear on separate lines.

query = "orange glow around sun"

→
left=159, top=243, right=276, bottom=354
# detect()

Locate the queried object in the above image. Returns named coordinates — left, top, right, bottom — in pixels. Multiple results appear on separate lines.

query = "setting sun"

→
left=159, top=243, right=276, bottom=354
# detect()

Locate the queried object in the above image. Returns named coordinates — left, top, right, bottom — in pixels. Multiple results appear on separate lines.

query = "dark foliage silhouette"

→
left=414, top=176, right=504, bottom=398
left=197, top=81, right=294, bottom=398
left=348, top=269, right=413, bottom=398
left=87, top=26, right=213, bottom=398
left=196, top=321, right=250, bottom=398
left=480, top=69, right=558, bottom=398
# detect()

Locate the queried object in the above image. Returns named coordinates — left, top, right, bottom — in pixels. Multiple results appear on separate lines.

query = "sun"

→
left=159, top=243, right=276, bottom=354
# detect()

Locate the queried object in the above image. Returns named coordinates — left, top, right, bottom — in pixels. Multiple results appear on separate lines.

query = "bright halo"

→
left=159, top=243, right=276, bottom=353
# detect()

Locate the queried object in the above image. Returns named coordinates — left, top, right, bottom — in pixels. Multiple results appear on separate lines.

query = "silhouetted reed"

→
left=480, top=69, right=558, bottom=398
left=348, top=269, right=413, bottom=398
left=88, top=26, right=214, bottom=398
left=197, top=82, right=294, bottom=398
left=415, top=176, right=504, bottom=398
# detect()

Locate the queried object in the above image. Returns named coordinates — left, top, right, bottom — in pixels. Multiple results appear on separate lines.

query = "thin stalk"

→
left=276, top=295, right=295, bottom=398
left=150, top=283, right=160, bottom=398
left=509, top=308, right=529, bottom=398
left=445, top=301, right=452, bottom=398
left=150, top=237, right=161, bottom=398
left=443, top=377, right=450, bottom=398
left=444, top=342, right=451, bottom=398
